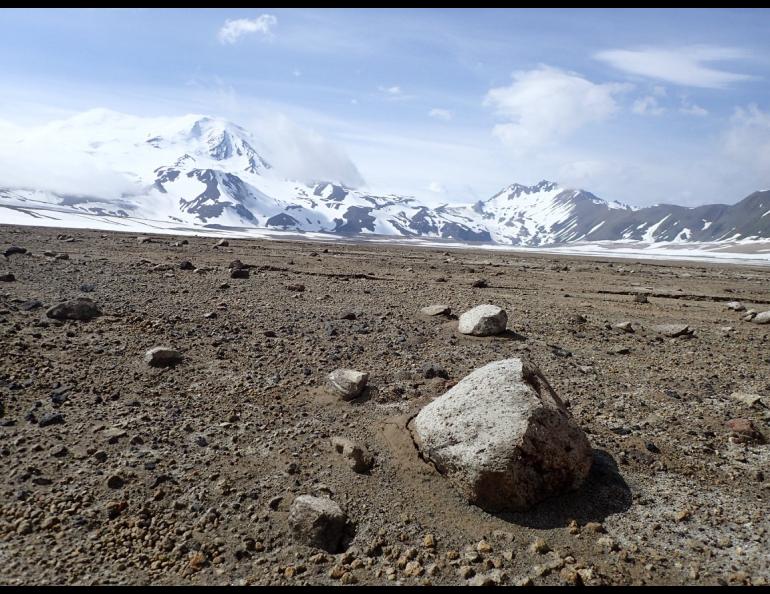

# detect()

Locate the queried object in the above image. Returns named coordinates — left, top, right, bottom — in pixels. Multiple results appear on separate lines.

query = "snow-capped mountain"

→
left=1, top=110, right=769, bottom=245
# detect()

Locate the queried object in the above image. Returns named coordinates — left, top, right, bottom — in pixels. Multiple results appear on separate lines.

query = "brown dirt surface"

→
left=1, top=224, right=769, bottom=585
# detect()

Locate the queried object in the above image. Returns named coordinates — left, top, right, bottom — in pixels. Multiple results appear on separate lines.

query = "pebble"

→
left=144, top=346, right=183, bottom=367
left=326, top=369, right=369, bottom=401
left=330, top=436, right=372, bottom=473
left=4, top=245, right=27, bottom=257
left=46, top=298, right=102, bottom=321
left=421, top=304, right=451, bottom=316
left=106, top=475, right=125, bottom=489
left=38, top=412, right=64, bottom=427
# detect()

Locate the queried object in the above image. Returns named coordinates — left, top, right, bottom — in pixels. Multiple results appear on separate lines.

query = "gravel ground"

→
left=1, top=224, right=768, bottom=586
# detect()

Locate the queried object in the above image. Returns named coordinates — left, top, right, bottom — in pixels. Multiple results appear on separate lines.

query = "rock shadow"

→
left=493, top=449, right=632, bottom=529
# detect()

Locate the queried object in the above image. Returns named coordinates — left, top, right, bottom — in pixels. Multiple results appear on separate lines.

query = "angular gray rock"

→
left=613, top=321, right=634, bottom=333
left=288, top=495, right=348, bottom=552
left=331, top=436, right=372, bottom=473
left=412, top=358, right=592, bottom=512
left=215, top=239, right=229, bottom=247
left=751, top=310, right=770, bottom=324
left=421, top=304, right=451, bottom=316
left=0, top=272, right=15, bottom=282
left=46, top=298, right=102, bottom=321
left=726, top=301, right=745, bottom=312
left=651, top=324, right=694, bottom=337
left=457, top=304, right=508, bottom=336
left=326, top=369, right=368, bottom=401
left=144, top=347, right=183, bottom=367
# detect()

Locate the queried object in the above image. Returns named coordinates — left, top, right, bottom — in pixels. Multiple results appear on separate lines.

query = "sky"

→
left=0, top=8, right=769, bottom=207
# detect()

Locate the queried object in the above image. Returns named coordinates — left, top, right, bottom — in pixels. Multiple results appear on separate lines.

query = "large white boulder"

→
left=457, top=304, right=508, bottom=336
left=412, top=358, right=592, bottom=512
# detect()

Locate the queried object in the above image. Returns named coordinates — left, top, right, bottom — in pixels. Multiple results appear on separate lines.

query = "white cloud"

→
left=427, top=181, right=445, bottom=193
left=218, top=14, right=277, bottom=45
left=484, top=66, right=630, bottom=150
left=250, top=113, right=365, bottom=188
left=292, top=69, right=302, bottom=77
left=679, top=98, right=708, bottom=117
left=595, top=46, right=756, bottom=89
left=632, top=95, right=665, bottom=116
left=428, top=108, right=453, bottom=121
left=724, top=104, right=770, bottom=176
left=379, top=85, right=402, bottom=95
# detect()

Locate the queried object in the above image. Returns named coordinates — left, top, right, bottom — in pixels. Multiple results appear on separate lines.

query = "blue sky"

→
left=1, top=8, right=769, bottom=207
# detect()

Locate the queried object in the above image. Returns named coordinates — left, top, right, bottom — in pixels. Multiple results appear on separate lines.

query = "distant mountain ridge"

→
left=1, top=110, right=769, bottom=245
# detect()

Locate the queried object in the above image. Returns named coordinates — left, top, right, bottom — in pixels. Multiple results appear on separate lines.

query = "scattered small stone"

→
left=21, top=299, right=43, bottom=311
left=726, top=418, right=764, bottom=444
left=610, top=346, right=631, bottom=355
left=730, top=392, right=764, bottom=407
left=79, top=283, right=96, bottom=293
left=0, top=272, right=15, bottom=282
left=46, top=298, right=102, bottom=321
left=287, top=283, right=305, bottom=292
left=471, top=278, right=489, bottom=288
left=422, top=362, right=449, bottom=380
left=613, top=321, right=634, bottom=333
left=4, top=245, right=27, bottom=257
left=646, top=442, right=661, bottom=454
left=288, top=495, right=348, bottom=553
left=421, top=304, right=451, bottom=316
left=751, top=311, right=770, bottom=324
left=422, top=534, right=436, bottom=549
left=340, top=572, right=357, bottom=585
left=529, top=538, right=550, bottom=554
left=548, top=344, right=572, bottom=358
left=106, top=475, right=125, bottom=489
left=38, top=412, right=64, bottom=427
left=634, top=293, right=649, bottom=303
left=459, top=566, right=476, bottom=579
left=215, top=239, right=229, bottom=247
left=326, top=369, right=369, bottom=401
left=651, top=324, right=694, bottom=338
left=331, top=436, right=372, bottom=473
left=457, top=304, right=508, bottom=336
left=179, top=260, right=195, bottom=270
left=144, top=346, right=183, bottom=367
left=726, top=301, right=745, bottom=312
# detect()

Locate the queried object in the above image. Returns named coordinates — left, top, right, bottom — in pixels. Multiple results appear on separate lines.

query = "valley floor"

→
left=0, top=224, right=768, bottom=585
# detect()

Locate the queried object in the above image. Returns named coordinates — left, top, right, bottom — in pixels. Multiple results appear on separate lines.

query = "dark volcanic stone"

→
left=39, top=412, right=64, bottom=427
left=4, top=246, right=27, bottom=257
